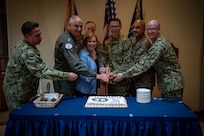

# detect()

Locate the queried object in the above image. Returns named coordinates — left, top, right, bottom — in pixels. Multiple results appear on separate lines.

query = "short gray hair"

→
left=69, top=15, right=82, bottom=24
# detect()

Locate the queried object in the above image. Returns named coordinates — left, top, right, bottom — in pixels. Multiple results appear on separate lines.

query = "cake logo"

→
left=85, top=96, right=128, bottom=108
left=92, top=98, right=108, bottom=102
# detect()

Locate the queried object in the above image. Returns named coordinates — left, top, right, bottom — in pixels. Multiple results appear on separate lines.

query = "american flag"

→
left=102, top=0, right=116, bottom=45
left=128, top=0, right=143, bottom=39
left=64, top=0, right=78, bottom=31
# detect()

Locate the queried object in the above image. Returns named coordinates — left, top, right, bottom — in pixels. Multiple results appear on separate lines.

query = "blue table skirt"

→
left=5, top=97, right=202, bottom=136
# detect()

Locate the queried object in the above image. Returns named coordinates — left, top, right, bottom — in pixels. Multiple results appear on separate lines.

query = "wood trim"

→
left=0, top=55, right=8, bottom=59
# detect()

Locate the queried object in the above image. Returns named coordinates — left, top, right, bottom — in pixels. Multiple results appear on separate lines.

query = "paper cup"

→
left=136, top=88, right=151, bottom=103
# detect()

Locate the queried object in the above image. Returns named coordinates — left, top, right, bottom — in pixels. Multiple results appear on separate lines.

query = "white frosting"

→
left=136, top=88, right=151, bottom=103
left=85, top=96, right=128, bottom=108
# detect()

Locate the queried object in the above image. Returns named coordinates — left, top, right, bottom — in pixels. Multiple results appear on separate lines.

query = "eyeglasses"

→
left=146, top=28, right=159, bottom=32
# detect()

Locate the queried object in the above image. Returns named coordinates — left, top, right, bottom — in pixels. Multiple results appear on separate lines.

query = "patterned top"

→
left=123, top=35, right=184, bottom=92
left=104, top=35, right=133, bottom=95
left=104, top=35, right=133, bottom=73
left=3, top=40, right=70, bottom=111
left=132, top=35, right=155, bottom=89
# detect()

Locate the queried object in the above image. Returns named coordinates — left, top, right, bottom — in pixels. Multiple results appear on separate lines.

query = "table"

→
left=5, top=97, right=202, bottom=136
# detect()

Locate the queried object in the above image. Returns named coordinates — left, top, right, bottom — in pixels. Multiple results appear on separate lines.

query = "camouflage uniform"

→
left=131, top=35, right=155, bottom=96
left=75, top=35, right=84, bottom=53
left=54, top=31, right=97, bottom=96
left=3, top=40, right=71, bottom=112
left=105, top=35, right=133, bottom=96
left=123, top=35, right=184, bottom=99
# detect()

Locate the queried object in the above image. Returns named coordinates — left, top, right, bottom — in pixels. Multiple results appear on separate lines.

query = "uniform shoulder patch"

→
left=65, top=43, right=73, bottom=49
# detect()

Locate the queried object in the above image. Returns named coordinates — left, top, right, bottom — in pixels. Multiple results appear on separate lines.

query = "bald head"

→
left=147, top=20, right=160, bottom=29
left=133, top=20, right=145, bottom=30
left=131, top=19, right=146, bottom=41
left=146, top=20, right=160, bottom=43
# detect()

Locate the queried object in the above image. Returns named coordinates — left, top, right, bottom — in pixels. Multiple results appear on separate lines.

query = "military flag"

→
left=64, top=0, right=78, bottom=31
left=102, top=0, right=117, bottom=45
left=128, top=0, right=143, bottom=39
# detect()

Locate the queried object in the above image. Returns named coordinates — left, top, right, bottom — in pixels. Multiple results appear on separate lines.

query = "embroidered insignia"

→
left=65, top=43, right=73, bottom=49
left=68, top=38, right=70, bottom=42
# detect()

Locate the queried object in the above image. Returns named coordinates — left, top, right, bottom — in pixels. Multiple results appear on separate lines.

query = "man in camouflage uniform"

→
left=3, top=21, right=78, bottom=112
left=130, top=20, right=155, bottom=96
left=104, top=18, right=133, bottom=96
left=113, top=20, right=184, bottom=100
left=54, top=15, right=109, bottom=96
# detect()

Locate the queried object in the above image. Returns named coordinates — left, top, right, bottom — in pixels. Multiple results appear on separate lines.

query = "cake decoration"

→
left=85, top=96, right=128, bottom=108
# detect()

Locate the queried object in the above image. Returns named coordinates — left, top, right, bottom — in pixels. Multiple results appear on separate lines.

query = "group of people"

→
left=3, top=15, right=184, bottom=112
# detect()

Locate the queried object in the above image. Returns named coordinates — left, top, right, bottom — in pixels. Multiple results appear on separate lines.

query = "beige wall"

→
left=6, top=0, right=204, bottom=111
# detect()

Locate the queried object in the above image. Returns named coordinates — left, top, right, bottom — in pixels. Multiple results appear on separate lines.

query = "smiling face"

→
left=84, top=22, right=96, bottom=35
left=69, top=16, right=83, bottom=39
left=131, top=20, right=145, bottom=40
left=86, top=36, right=97, bottom=52
left=83, top=32, right=97, bottom=53
left=146, top=20, right=160, bottom=43
left=108, top=20, right=121, bottom=39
